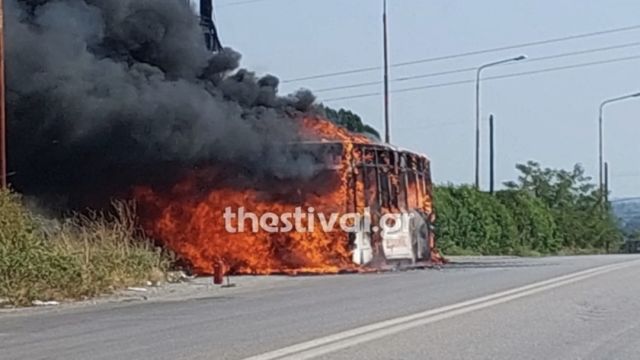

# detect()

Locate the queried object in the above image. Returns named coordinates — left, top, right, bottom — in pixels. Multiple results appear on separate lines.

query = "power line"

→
left=217, top=0, right=274, bottom=8
left=613, top=173, right=640, bottom=178
left=283, top=24, right=640, bottom=83
left=322, top=54, right=640, bottom=102
left=314, top=41, right=640, bottom=93
left=394, top=120, right=468, bottom=130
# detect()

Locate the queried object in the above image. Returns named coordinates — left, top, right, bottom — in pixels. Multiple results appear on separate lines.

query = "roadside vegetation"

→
left=435, top=161, right=623, bottom=256
left=322, top=105, right=381, bottom=139
left=0, top=160, right=625, bottom=305
left=0, top=190, right=170, bottom=306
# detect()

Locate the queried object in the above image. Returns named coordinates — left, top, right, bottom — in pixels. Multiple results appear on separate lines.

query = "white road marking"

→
left=242, top=259, right=640, bottom=360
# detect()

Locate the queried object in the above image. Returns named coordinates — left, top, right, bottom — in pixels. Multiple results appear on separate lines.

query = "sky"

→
left=207, top=0, right=639, bottom=198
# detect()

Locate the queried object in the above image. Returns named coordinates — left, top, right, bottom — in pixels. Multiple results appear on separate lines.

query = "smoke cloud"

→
left=6, top=0, right=320, bottom=207
left=5, top=0, right=324, bottom=207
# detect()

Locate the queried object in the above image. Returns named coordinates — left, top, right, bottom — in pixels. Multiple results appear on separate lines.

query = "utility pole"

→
left=0, top=0, right=6, bottom=190
left=382, top=0, right=390, bottom=144
left=474, top=68, right=481, bottom=189
left=604, top=162, right=609, bottom=207
left=604, top=161, right=611, bottom=254
left=489, top=114, right=495, bottom=194
left=200, top=0, right=222, bottom=52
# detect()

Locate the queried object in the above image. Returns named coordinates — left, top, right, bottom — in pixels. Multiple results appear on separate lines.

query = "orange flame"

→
left=134, top=117, right=373, bottom=274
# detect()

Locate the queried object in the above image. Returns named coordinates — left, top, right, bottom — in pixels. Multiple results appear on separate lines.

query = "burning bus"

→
left=134, top=117, right=441, bottom=275
left=8, top=0, right=441, bottom=276
left=292, top=140, right=437, bottom=267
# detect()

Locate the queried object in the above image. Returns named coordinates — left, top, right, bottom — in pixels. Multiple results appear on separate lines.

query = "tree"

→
left=321, top=106, right=381, bottom=139
left=434, top=162, right=624, bottom=256
left=504, top=161, right=622, bottom=252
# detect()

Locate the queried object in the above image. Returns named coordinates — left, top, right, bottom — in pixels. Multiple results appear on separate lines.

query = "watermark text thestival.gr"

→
left=223, top=207, right=413, bottom=234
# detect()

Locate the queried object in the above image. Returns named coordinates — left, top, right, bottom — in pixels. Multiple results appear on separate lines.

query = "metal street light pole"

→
left=474, top=55, right=526, bottom=190
left=598, top=92, right=640, bottom=201
left=382, top=0, right=390, bottom=144
left=0, top=0, right=6, bottom=190
left=489, top=114, right=495, bottom=194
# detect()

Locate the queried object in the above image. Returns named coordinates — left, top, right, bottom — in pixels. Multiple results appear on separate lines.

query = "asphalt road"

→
left=2, top=255, right=640, bottom=360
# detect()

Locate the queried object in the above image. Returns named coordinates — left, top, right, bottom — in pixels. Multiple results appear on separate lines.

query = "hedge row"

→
left=433, top=162, right=623, bottom=256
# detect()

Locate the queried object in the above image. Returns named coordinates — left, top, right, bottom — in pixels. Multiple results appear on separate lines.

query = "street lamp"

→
left=382, top=0, right=390, bottom=144
left=474, top=55, right=527, bottom=190
left=0, top=0, right=6, bottom=190
left=598, top=92, right=640, bottom=200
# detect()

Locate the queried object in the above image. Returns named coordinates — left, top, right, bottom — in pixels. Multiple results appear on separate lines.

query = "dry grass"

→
left=0, top=190, right=171, bottom=306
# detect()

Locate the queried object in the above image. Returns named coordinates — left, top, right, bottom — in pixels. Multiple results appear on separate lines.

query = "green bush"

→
left=434, top=161, right=624, bottom=257
left=496, top=190, right=560, bottom=253
left=434, top=185, right=517, bottom=255
left=0, top=190, right=170, bottom=306
left=0, top=190, right=78, bottom=304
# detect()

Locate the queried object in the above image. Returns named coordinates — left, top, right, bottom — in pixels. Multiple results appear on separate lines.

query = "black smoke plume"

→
left=6, top=0, right=319, bottom=208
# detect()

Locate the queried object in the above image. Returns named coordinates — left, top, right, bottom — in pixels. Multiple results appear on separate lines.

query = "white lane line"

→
left=242, top=259, right=640, bottom=360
